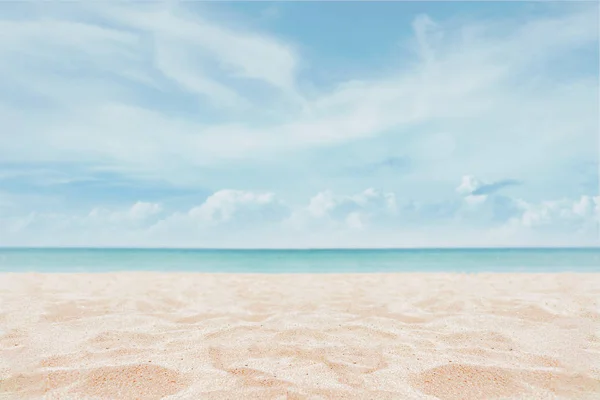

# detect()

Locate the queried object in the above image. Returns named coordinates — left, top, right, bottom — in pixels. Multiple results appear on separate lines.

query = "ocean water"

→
left=0, top=248, right=599, bottom=273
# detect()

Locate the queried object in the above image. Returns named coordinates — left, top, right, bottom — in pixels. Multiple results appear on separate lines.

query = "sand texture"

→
left=1, top=273, right=599, bottom=399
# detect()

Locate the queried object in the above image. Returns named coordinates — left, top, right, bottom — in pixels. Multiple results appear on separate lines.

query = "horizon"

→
left=0, top=1, right=598, bottom=248
left=1, top=246, right=599, bottom=251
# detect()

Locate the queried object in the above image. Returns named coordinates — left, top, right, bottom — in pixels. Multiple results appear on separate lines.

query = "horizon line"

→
left=1, top=246, right=598, bottom=251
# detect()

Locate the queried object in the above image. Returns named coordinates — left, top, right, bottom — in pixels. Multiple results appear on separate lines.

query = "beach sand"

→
left=1, top=273, right=599, bottom=399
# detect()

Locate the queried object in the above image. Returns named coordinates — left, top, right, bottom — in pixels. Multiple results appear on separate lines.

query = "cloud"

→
left=456, top=175, right=521, bottom=196
left=348, top=156, right=411, bottom=176
left=305, top=191, right=336, bottom=219
left=1, top=180, right=598, bottom=247
left=141, top=190, right=289, bottom=245
left=513, top=196, right=600, bottom=229
left=88, top=202, right=162, bottom=224
left=285, top=188, right=397, bottom=232
left=0, top=3, right=597, bottom=248
left=86, top=2, right=300, bottom=100
left=451, top=172, right=599, bottom=241
left=187, top=190, right=288, bottom=225
left=456, top=175, right=483, bottom=196
left=138, top=8, right=298, bottom=106
left=0, top=3, right=596, bottom=186
left=472, top=179, right=521, bottom=196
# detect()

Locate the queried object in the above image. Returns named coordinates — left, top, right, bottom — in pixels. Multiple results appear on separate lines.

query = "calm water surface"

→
left=0, top=248, right=598, bottom=273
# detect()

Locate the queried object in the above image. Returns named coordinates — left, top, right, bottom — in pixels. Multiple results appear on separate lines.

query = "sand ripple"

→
left=1, top=273, right=599, bottom=399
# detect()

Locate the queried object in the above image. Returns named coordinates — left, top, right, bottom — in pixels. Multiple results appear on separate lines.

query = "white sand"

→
left=1, top=273, right=599, bottom=399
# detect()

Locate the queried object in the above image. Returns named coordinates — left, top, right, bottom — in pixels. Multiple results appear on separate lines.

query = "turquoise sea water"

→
left=0, top=248, right=598, bottom=273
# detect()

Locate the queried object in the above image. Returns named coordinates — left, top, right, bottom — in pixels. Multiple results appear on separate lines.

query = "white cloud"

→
left=153, top=40, right=245, bottom=108
left=0, top=3, right=597, bottom=248
left=306, top=191, right=336, bottom=218
left=345, top=212, right=365, bottom=230
left=188, top=190, right=284, bottom=224
left=1, top=182, right=598, bottom=247
left=87, top=201, right=162, bottom=224
left=0, top=3, right=596, bottom=186
left=134, top=189, right=289, bottom=246
left=571, top=195, right=600, bottom=219
left=0, top=19, right=141, bottom=70
left=455, top=175, right=489, bottom=208
left=464, top=195, right=487, bottom=206
left=283, top=188, right=398, bottom=234
left=513, top=196, right=600, bottom=229
left=0, top=201, right=162, bottom=247
left=456, top=175, right=483, bottom=195
left=92, top=3, right=299, bottom=101
left=127, top=202, right=162, bottom=220
left=485, top=195, right=600, bottom=246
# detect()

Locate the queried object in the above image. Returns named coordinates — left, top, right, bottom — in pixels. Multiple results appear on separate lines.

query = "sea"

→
left=0, top=248, right=598, bottom=273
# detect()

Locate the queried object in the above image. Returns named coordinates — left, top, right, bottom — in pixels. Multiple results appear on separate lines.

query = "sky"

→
left=0, top=1, right=598, bottom=248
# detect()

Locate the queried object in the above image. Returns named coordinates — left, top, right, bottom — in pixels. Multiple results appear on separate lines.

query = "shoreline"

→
left=2, top=271, right=599, bottom=275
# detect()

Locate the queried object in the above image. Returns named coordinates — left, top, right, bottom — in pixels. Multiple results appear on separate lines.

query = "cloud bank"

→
left=1, top=176, right=598, bottom=248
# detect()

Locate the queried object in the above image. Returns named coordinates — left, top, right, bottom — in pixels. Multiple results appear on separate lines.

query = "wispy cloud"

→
left=0, top=1, right=597, bottom=246
left=1, top=3, right=596, bottom=172
left=347, top=156, right=411, bottom=176
left=471, top=179, right=521, bottom=196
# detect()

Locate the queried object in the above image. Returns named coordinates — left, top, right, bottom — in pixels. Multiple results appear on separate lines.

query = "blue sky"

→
left=0, top=1, right=598, bottom=247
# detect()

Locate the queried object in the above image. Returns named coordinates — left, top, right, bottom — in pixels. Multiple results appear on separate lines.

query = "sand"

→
left=1, top=273, right=599, bottom=399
